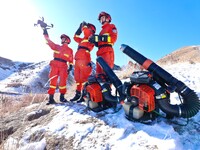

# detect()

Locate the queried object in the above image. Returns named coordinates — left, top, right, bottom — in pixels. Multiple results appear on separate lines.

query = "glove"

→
left=67, top=64, right=73, bottom=73
left=81, top=21, right=87, bottom=27
left=43, top=28, right=48, bottom=36
left=87, top=62, right=92, bottom=67
left=88, top=35, right=98, bottom=44
left=75, top=23, right=83, bottom=35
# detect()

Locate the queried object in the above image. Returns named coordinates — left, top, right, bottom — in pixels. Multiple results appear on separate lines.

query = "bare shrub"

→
left=0, top=94, right=48, bottom=117
left=189, top=60, right=195, bottom=64
left=6, top=83, right=23, bottom=88
left=0, top=95, right=13, bottom=116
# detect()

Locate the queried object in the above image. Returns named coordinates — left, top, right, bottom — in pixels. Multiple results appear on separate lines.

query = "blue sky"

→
left=0, top=0, right=200, bottom=66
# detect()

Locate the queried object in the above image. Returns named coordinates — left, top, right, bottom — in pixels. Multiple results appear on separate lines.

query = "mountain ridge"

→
left=1, top=45, right=199, bottom=94
left=156, top=45, right=200, bottom=66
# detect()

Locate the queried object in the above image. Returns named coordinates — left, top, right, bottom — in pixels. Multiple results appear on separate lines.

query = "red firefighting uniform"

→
left=96, top=23, right=117, bottom=75
left=73, top=26, right=95, bottom=92
left=44, top=35, right=73, bottom=95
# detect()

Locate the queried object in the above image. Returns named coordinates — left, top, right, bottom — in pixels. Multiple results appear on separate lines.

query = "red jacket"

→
left=44, top=35, right=73, bottom=65
left=73, top=26, right=94, bottom=60
left=97, top=23, right=118, bottom=55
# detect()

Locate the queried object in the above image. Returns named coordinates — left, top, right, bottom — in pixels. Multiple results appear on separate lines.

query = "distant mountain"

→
left=156, top=45, right=200, bottom=66
left=0, top=60, right=48, bottom=94
left=0, top=55, right=121, bottom=94
left=113, top=64, right=121, bottom=70
left=0, top=58, right=74, bottom=94
left=1, top=44, right=199, bottom=95
left=0, top=57, right=32, bottom=81
left=0, top=56, right=14, bottom=67
left=2, top=43, right=200, bottom=95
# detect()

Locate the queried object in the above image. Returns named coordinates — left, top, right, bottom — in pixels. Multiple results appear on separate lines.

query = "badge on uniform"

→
left=112, top=28, right=117, bottom=33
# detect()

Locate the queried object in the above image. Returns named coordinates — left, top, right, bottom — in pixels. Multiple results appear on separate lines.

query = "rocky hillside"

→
left=1, top=62, right=200, bottom=150
left=0, top=56, right=121, bottom=95
left=0, top=58, right=75, bottom=94
left=0, top=51, right=200, bottom=149
left=156, top=45, right=200, bottom=66
left=0, top=56, right=15, bottom=67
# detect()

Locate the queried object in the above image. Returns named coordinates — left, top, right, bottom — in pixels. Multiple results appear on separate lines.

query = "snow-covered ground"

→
left=3, top=63, right=200, bottom=150
left=0, top=61, right=49, bottom=94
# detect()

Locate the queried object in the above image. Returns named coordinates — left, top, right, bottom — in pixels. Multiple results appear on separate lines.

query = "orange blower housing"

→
left=86, top=83, right=103, bottom=103
left=130, top=84, right=155, bottom=112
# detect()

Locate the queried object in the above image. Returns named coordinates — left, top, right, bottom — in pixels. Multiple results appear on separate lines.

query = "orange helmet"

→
left=87, top=23, right=96, bottom=33
left=98, top=11, right=111, bottom=22
left=60, top=34, right=71, bottom=44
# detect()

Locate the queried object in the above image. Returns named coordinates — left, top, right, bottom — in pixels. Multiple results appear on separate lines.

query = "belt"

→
left=98, top=44, right=112, bottom=49
left=78, top=46, right=90, bottom=52
left=54, top=58, right=67, bottom=63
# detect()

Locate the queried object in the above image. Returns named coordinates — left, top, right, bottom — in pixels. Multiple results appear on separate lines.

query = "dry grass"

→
left=0, top=94, right=49, bottom=149
left=0, top=94, right=48, bottom=117
left=0, top=80, right=77, bottom=117
left=0, top=81, right=76, bottom=149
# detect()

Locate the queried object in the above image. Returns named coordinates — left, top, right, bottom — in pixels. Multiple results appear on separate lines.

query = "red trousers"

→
left=48, top=60, right=68, bottom=95
left=74, top=59, right=92, bottom=92
left=96, top=50, right=114, bottom=75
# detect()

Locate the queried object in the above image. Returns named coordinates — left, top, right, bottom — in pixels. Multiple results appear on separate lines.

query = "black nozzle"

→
left=120, top=44, right=187, bottom=93
left=96, top=56, right=126, bottom=102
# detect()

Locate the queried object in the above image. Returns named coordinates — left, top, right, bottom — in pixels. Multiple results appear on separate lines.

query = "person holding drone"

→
left=35, top=18, right=74, bottom=105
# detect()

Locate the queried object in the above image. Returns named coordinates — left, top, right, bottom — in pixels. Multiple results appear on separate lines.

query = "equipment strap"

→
left=78, top=46, right=90, bottom=51
left=54, top=57, right=67, bottom=63
left=98, top=44, right=112, bottom=49
left=129, top=105, right=135, bottom=119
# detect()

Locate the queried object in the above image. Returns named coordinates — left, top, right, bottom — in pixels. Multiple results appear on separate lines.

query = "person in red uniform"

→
left=70, top=22, right=96, bottom=103
left=89, top=11, right=118, bottom=75
left=42, top=27, right=73, bottom=105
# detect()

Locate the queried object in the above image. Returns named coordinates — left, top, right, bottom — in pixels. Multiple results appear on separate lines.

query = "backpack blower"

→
left=82, top=68, right=125, bottom=112
left=119, top=44, right=200, bottom=122
left=94, top=57, right=163, bottom=122
left=82, top=44, right=200, bottom=124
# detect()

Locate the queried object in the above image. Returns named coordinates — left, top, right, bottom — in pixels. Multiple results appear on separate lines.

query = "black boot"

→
left=76, top=96, right=84, bottom=103
left=70, top=90, right=81, bottom=102
left=76, top=91, right=86, bottom=103
left=46, top=94, right=57, bottom=105
left=60, top=94, right=68, bottom=103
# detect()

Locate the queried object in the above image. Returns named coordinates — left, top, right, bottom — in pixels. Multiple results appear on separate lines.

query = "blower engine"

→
left=122, top=71, right=167, bottom=122
left=120, top=44, right=200, bottom=122
left=82, top=44, right=200, bottom=123
left=82, top=56, right=126, bottom=112
left=92, top=57, right=165, bottom=122
left=83, top=73, right=121, bottom=112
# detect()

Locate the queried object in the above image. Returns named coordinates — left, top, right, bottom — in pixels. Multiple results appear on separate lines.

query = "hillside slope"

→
left=157, top=45, right=200, bottom=66
left=1, top=62, right=200, bottom=150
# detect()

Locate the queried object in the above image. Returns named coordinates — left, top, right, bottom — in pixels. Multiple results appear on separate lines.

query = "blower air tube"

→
left=120, top=44, right=200, bottom=118
left=101, top=83, right=119, bottom=102
left=96, top=56, right=126, bottom=102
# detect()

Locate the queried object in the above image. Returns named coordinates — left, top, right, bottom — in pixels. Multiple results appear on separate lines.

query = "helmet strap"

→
left=61, top=38, right=69, bottom=44
left=100, top=17, right=110, bottom=25
left=101, top=21, right=106, bottom=25
left=102, top=20, right=110, bottom=25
